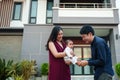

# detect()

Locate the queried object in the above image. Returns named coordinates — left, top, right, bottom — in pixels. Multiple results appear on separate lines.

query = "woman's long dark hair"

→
left=46, top=25, right=63, bottom=50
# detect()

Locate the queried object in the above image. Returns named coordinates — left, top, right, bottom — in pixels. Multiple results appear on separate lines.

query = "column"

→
left=110, top=0, right=116, bottom=7
left=54, top=0, right=59, bottom=7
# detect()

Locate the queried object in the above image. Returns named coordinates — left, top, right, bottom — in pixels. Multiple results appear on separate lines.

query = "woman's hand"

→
left=65, top=60, right=71, bottom=65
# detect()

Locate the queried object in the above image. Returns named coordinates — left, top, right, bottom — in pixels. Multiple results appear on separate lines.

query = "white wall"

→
left=22, top=0, right=30, bottom=24
left=59, top=8, right=113, bottom=17
left=116, top=0, right=120, bottom=35
left=37, top=0, right=47, bottom=24
left=10, top=0, right=30, bottom=27
left=10, top=0, right=47, bottom=27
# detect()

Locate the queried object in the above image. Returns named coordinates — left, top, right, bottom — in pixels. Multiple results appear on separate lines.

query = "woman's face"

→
left=57, top=30, right=63, bottom=41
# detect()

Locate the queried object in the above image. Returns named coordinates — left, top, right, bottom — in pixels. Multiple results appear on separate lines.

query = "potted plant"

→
left=14, top=75, right=24, bottom=80
left=20, top=60, right=33, bottom=80
left=0, top=58, right=14, bottom=80
left=12, top=60, right=34, bottom=80
left=12, top=62, right=23, bottom=80
left=40, top=63, right=49, bottom=80
left=0, top=58, right=34, bottom=80
left=115, top=63, right=120, bottom=80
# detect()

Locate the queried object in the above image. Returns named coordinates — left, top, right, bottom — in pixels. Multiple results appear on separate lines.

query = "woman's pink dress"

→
left=48, top=41, right=71, bottom=80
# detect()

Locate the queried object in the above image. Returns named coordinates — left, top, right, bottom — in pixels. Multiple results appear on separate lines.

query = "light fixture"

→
left=116, top=34, right=120, bottom=40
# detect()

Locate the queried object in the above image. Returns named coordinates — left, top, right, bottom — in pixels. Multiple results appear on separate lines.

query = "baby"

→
left=64, top=39, right=78, bottom=64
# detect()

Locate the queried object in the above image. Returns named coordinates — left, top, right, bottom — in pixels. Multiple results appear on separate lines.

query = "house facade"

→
left=0, top=0, right=120, bottom=80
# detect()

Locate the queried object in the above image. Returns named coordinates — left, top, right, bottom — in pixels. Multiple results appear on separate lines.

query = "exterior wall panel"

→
left=21, top=24, right=53, bottom=66
left=0, top=36, right=22, bottom=62
left=53, top=7, right=119, bottom=24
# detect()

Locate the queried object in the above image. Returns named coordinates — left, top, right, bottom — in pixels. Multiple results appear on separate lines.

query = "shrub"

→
left=20, top=60, right=33, bottom=80
left=0, top=58, right=14, bottom=80
left=12, top=60, right=34, bottom=80
left=41, top=63, right=49, bottom=75
left=115, top=63, right=120, bottom=78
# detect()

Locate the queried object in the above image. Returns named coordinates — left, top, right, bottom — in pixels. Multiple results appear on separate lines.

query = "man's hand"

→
left=80, top=60, right=88, bottom=66
left=76, top=60, right=88, bottom=66
left=76, top=61, right=81, bottom=66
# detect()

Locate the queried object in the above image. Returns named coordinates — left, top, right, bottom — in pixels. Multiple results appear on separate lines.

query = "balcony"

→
left=53, top=3, right=119, bottom=24
left=59, top=3, right=111, bottom=8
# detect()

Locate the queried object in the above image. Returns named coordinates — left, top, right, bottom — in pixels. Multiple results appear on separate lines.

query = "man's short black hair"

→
left=80, top=25, right=95, bottom=35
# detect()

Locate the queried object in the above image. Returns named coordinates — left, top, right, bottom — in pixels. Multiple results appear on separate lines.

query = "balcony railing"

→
left=59, top=3, right=112, bottom=8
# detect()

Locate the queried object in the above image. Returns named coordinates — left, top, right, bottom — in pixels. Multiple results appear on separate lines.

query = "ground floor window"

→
left=70, top=45, right=94, bottom=75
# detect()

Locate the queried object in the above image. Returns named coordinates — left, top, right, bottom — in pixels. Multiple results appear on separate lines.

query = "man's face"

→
left=80, top=33, right=91, bottom=43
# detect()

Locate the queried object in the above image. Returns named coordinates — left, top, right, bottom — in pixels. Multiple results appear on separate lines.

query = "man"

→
left=77, top=25, right=114, bottom=80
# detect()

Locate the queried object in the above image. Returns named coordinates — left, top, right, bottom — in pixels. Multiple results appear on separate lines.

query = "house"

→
left=0, top=0, right=120, bottom=79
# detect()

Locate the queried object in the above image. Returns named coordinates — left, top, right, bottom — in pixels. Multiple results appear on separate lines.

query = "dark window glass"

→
left=29, top=0, right=38, bottom=24
left=46, top=1, right=53, bottom=24
left=12, top=2, right=22, bottom=20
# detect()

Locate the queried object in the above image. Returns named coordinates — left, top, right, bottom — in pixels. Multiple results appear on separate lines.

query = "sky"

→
left=116, top=0, right=120, bottom=35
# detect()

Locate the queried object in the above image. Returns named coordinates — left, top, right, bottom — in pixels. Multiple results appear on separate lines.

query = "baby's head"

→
left=65, top=39, right=73, bottom=48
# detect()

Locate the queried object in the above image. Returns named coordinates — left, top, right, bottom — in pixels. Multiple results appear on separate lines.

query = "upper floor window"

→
left=104, top=0, right=110, bottom=3
left=46, top=1, right=53, bottom=24
left=70, top=45, right=94, bottom=75
left=29, top=0, right=38, bottom=24
left=12, top=2, right=22, bottom=20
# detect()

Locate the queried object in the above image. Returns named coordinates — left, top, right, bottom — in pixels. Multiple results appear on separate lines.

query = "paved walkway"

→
left=71, top=75, right=94, bottom=80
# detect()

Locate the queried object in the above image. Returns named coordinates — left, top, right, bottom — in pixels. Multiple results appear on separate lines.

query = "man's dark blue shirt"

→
left=88, top=36, right=114, bottom=80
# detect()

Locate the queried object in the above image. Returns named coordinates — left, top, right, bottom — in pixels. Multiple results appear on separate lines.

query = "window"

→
left=70, top=46, right=94, bottom=75
left=12, top=2, right=22, bottom=20
left=29, top=0, right=38, bottom=24
left=104, top=0, right=110, bottom=3
left=46, top=1, right=53, bottom=24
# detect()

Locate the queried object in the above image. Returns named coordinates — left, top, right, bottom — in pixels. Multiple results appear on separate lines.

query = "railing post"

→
left=93, top=3, right=95, bottom=8
left=75, top=3, right=76, bottom=8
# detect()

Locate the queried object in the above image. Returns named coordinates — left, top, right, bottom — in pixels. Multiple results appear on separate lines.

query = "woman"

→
left=46, top=26, right=71, bottom=80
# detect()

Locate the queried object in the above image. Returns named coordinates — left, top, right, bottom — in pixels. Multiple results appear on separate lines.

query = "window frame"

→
left=70, top=45, right=94, bottom=75
left=46, top=1, right=53, bottom=24
left=12, top=2, right=22, bottom=20
left=29, top=0, right=38, bottom=24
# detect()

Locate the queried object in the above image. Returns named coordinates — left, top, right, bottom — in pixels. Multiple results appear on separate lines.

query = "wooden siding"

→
left=0, top=0, right=14, bottom=27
